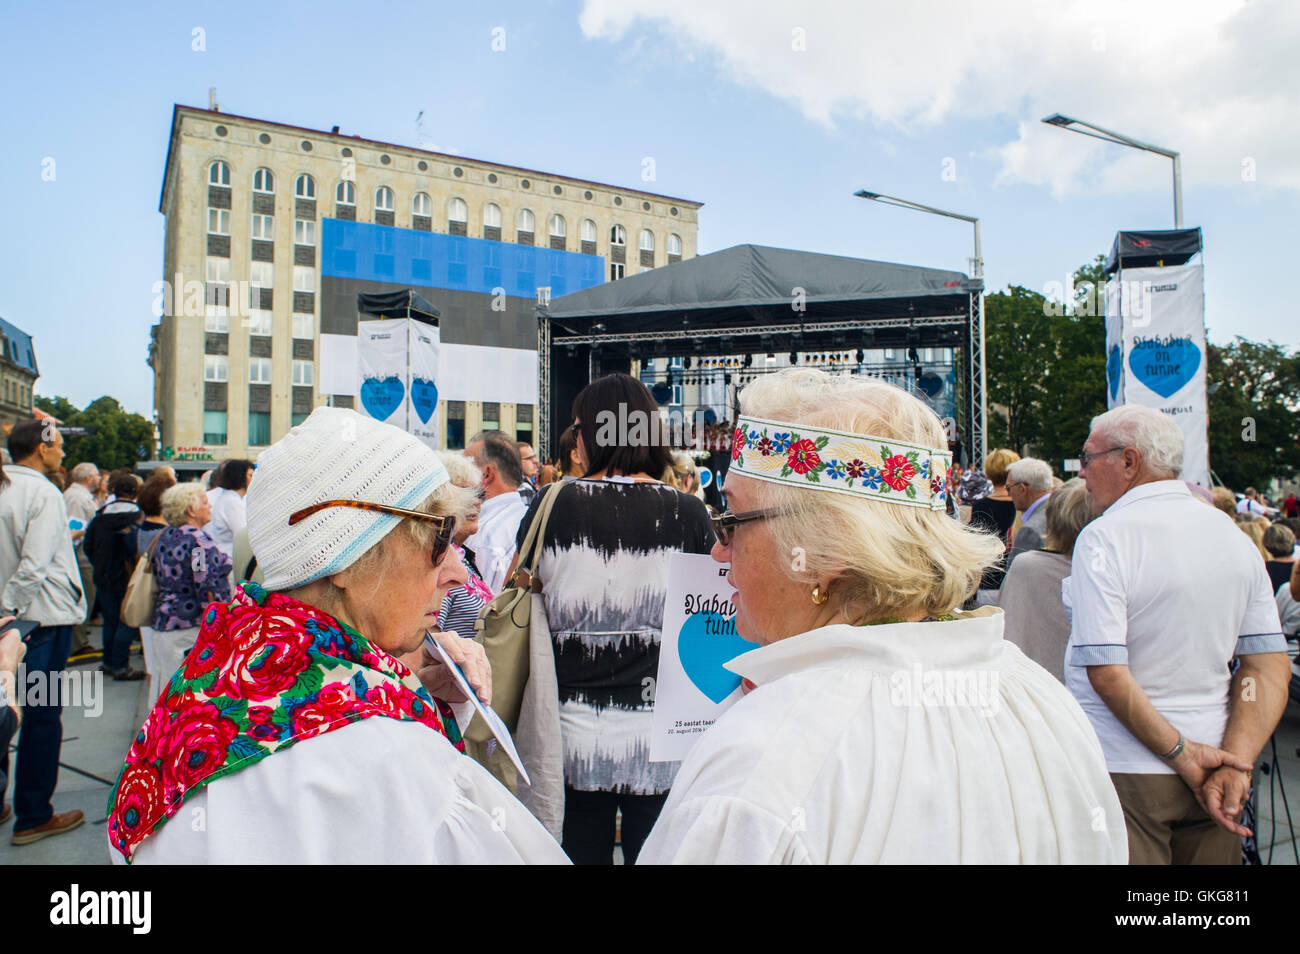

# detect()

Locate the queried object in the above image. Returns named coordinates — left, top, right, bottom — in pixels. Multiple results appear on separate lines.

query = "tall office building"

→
left=150, top=105, right=701, bottom=461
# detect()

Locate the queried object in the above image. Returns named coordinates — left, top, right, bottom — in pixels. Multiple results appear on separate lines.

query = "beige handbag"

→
left=120, top=534, right=163, bottom=629
left=466, top=481, right=566, bottom=791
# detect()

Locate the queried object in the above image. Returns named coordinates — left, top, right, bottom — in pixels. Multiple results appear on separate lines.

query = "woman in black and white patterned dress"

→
left=516, top=373, right=713, bottom=864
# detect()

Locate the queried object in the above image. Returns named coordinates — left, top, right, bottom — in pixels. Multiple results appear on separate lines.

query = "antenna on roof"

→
left=209, top=87, right=219, bottom=112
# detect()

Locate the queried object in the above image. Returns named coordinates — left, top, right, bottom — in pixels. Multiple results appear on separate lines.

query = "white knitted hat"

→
left=246, top=406, right=449, bottom=591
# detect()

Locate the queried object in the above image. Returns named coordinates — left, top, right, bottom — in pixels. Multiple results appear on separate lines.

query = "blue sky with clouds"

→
left=3, top=0, right=1296, bottom=417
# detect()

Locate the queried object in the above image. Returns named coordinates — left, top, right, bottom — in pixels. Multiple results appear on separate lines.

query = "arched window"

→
left=517, top=208, right=535, bottom=232
left=375, top=187, right=395, bottom=212
left=610, top=224, right=626, bottom=246
left=580, top=219, right=597, bottom=243
left=448, top=197, right=468, bottom=222
left=483, top=203, right=502, bottom=228
left=667, top=234, right=682, bottom=256
left=295, top=174, right=315, bottom=199
left=336, top=180, right=355, bottom=204
left=549, top=214, right=566, bottom=238
left=208, top=161, right=230, bottom=186
left=412, top=193, right=432, bottom=216
left=639, top=229, right=655, bottom=251
left=253, top=168, right=274, bottom=193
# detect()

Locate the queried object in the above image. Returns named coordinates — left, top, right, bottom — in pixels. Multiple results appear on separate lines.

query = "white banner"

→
left=356, top=318, right=442, bottom=449
left=1103, top=261, right=1209, bottom=486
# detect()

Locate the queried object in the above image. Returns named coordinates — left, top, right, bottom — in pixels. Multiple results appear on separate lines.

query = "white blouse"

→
left=119, top=716, right=570, bottom=865
left=638, top=607, right=1128, bottom=865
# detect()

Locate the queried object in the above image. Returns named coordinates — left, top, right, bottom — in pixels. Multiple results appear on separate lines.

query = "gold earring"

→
left=811, top=585, right=829, bottom=605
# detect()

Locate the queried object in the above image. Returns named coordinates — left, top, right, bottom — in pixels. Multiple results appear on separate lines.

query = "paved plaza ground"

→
left=4, top=631, right=1300, bottom=865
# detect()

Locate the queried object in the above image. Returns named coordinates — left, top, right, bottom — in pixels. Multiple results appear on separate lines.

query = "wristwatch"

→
left=1159, top=732, right=1185, bottom=761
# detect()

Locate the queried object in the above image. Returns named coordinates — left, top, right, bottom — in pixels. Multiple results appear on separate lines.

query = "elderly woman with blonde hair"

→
left=638, top=369, right=1127, bottom=864
left=107, top=408, right=567, bottom=865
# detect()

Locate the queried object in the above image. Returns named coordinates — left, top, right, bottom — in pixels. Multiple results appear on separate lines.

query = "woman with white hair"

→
left=107, top=408, right=568, bottom=864
left=430, top=450, right=494, bottom=640
left=638, top=369, right=1127, bottom=864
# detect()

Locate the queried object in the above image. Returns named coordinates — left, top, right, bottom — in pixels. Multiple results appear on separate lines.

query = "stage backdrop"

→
left=1104, top=237, right=1208, bottom=486
left=355, top=318, right=441, bottom=449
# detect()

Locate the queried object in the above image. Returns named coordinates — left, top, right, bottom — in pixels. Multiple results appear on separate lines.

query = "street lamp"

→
left=1041, top=113, right=1182, bottom=228
left=853, top=190, right=983, bottom=278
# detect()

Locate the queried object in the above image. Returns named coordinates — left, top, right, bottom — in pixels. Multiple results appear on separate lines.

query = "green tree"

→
left=1205, top=338, right=1300, bottom=489
left=33, top=394, right=154, bottom=471
left=983, top=285, right=1054, bottom=453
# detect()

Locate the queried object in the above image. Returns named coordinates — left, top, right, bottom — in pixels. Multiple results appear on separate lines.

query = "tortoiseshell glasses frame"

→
left=288, top=500, right=457, bottom=566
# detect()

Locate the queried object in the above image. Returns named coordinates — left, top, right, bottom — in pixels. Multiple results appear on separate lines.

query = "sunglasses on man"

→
left=289, top=500, right=457, bottom=566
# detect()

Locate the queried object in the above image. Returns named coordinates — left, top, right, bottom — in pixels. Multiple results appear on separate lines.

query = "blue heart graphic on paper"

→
left=678, top=610, right=750, bottom=704
left=360, top=375, right=404, bottom=420
left=410, top=377, right=438, bottom=424
left=1106, top=344, right=1122, bottom=400
left=1128, top=338, right=1200, bottom=399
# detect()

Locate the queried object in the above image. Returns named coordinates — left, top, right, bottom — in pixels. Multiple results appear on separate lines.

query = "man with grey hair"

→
left=463, top=430, right=526, bottom=594
left=1064, top=404, right=1289, bottom=864
left=1005, top=457, right=1054, bottom=567
left=63, top=461, right=100, bottom=653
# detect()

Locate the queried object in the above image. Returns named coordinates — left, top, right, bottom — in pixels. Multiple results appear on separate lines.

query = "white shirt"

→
left=1063, top=480, right=1286, bottom=774
left=122, top=716, right=569, bottom=864
left=464, top=490, right=527, bottom=595
left=1236, top=496, right=1269, bottom=518
left=63, top=482, right=97, bottom=532
left=203, top=488, right=245, bottom=558
left=639, top=608, right=1127, bottom=864
left=0, top=465, right=87, bottom=626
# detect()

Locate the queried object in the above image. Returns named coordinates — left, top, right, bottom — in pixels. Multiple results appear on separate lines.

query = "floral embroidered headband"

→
left=730, top=415, right=952, bottom=511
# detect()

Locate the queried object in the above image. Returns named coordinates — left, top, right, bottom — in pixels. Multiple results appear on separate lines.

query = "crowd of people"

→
left=0, top=371, right=1294, bottom=865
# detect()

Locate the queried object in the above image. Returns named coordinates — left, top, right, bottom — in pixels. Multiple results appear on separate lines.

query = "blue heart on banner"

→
left=1106, top=344, right=1122, bottom=400
left=410, top=377, right=438, bottom=424
left=1128, top=337, right=1201, bottom=399
left=360, top=375, right=404, bottom=420
left=678, top=610, right=751, bottom=704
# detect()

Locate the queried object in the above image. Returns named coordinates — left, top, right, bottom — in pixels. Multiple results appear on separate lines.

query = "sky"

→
left=3, top=0, right=1297, bottom=418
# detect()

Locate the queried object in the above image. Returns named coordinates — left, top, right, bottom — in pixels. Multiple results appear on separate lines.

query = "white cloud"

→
left=578, top=0, right=1300, bottom=194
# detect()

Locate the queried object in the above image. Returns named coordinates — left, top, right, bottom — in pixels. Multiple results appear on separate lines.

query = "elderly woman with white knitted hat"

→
left=638, top=369, right=1127, bottom=864
left=106, top=408, right=568, bottom=864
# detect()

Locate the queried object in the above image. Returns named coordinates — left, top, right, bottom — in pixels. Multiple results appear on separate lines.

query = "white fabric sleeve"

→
left=637, top=795, right=812, bottom=865
left=1236, top=561, right=1286, bottom=656
left=1065, top=528, right=1131, bottom=667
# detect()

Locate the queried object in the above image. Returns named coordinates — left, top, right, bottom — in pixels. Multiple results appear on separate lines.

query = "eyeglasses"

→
left=1079, top=445, right=1127, bottom=468
left=707, top=505, right=785, bottom=547
left=288, top=500, right=457, bottom=566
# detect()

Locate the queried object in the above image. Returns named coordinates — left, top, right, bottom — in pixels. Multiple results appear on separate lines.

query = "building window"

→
left=295, top=174, right=315, bottom=199
left=610, top=224, right=626, bottom=246
left=209, top=161, right=230, bottom=186
left=249, top=357, right=272, bottom=384
left=413, top=192, right=432, bottom=217
left=581, top=219, right=597, bottom=243
left=248, top=411, right=271, bottom=446
left=249, top=261, right=273, bottom=289
left=292, top=360, right=314, bottom=386
left=203, top=410, right=228, bottom=445
left=251, top=213, right=274, bottom=240
left=291, top=411, right=309, bottom=427
left=517, top=209, right=534, bottom=233
left=448, top=197, right=468, bottom=228
left=294, top=219, right=316, bottom=246
left=253, top=168, right=274, bottom=193
left=673, top=384, right=683, bottom=405
left=293, top=265, right=316, bottom=293
left=484, top=203, right=502, bottom=228
left=375, top=186, right=395, bottom=212
left=246, top=309, right=273, bottom=336
left=205, top=311, right=228, bottom=333
left=639, top=229, right=655, bottom=252
left=667, top=233, right=682, bottom=257
left=204, top=355, right=228, bottom=382
left=610, top=262, right=625, bottom=281
left=549, top=214, right=566, bottom=239
left=205, top=257, right=230, bottom=313
left=207, top=208, right=229, bottom=235
left=336, top=180, right=355, bottom=205
left=292, top=313, right=314, bottom=339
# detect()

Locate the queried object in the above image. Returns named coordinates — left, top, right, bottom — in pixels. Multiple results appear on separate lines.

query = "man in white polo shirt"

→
left=463, top=431, right=527, bottom=595
left=1064, top=405, right=1289, bottom=865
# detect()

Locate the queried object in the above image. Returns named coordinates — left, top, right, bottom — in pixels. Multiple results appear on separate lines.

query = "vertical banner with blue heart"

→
left=649, top=552, right=753, bottom=763
left=357, top=318, right=441, bottom=449
left=1103, top=261, right=1209, bottom=487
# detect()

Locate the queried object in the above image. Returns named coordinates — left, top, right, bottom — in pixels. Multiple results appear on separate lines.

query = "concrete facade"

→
left=151, top=106, right=701, bottom=459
